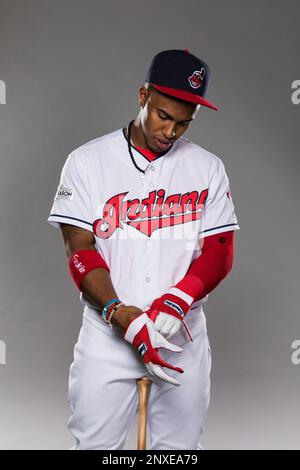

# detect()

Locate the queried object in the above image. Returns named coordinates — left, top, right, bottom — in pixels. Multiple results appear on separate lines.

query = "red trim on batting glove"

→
left=132, top=324, right=183, bottom=372
left=147, top=293, right=190, bottom=323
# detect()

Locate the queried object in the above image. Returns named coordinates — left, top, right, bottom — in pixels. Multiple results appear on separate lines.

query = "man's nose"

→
left=163, top=123, right=177, bottom=140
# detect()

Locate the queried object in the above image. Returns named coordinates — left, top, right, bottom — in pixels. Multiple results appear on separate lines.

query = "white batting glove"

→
left=124, top=313, right=184, bottom=386
left=146, top=287, right=194, bottom=341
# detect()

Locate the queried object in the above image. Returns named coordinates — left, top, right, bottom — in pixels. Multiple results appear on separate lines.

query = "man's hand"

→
left=146, top=287, right=194, bottom=341
left=123, top=312, right=184, bottom=386
left=111, top=305, right=144, bottom=331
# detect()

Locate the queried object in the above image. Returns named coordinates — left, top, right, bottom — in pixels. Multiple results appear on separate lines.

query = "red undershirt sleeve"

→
left=175, top=230, right=235, bottom=301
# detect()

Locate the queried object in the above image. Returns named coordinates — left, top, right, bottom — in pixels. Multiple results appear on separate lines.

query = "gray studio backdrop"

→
left=0, top=0, right=299, bottom=450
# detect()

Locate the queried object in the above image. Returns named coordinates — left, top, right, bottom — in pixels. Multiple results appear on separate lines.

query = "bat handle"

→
left=136, top=376, right=152, bottom=450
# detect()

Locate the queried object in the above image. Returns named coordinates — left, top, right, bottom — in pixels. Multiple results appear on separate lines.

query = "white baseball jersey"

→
left=47, top=127, right=240, bottom=339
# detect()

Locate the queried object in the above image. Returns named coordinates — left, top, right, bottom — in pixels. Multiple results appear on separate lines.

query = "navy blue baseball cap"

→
left=145, top=49, right=219, bottom=111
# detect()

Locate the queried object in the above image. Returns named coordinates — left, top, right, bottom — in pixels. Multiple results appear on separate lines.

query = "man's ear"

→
left=138, top=85, right=149, bottom=108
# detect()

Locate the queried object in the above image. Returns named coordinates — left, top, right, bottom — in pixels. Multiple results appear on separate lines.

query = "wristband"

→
left=69, top=250, right=109, bottom=290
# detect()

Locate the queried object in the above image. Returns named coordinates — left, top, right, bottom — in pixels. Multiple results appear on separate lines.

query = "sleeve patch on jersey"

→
left=54, top=185, right=74, bottom=200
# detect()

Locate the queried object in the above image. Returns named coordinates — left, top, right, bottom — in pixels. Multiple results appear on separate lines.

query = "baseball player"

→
left=47, top=49, right=240, bottom=450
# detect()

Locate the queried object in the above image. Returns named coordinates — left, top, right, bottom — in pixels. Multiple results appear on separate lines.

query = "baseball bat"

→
left=136, top=376, right=152, bottom=450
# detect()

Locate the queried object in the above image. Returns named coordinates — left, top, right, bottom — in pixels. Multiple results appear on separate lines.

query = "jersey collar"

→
left=122, top=127, right=174, bottom=163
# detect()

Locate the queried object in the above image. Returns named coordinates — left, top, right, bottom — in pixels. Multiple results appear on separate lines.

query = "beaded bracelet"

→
left=102, top=298, right=121, bottom=322
left=106, top=302, right=124, bottom=327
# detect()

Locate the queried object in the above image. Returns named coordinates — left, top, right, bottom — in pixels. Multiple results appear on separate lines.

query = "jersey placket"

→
left=135, top=154, right=160, bottom=309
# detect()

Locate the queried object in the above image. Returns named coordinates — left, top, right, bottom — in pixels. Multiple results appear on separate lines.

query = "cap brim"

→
left=152, top=84, right=219, bottom=111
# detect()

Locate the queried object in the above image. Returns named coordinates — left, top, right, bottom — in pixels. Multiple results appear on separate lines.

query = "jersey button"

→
left=147, top=241, right=152, bottom=247
left=145, top=277, right=151, bottom=283
left=150, top=166, right=155, bottom=171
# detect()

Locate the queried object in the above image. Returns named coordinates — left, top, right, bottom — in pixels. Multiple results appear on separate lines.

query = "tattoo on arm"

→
left=60, top=224, right=86, bottom=236
left=60, top=223, right=96, bottom=255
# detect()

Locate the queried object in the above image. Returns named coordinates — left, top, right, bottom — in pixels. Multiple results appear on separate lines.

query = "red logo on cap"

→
left=188, top=68, right=205, bottom=89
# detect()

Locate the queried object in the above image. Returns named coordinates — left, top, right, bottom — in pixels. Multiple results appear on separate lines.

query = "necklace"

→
left=126, top=119, right=148, bottom=174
